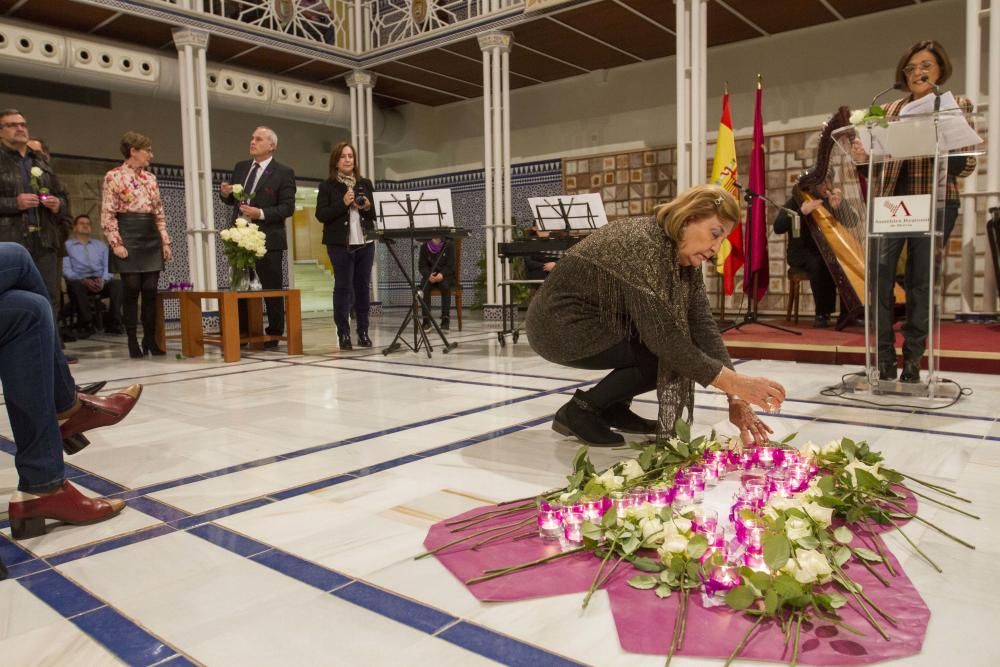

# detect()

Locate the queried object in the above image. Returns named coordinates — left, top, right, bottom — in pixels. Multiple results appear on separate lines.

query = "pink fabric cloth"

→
left=425, top=501, right=929, bottom=665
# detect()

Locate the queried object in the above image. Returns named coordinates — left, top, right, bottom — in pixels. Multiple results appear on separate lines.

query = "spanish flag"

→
left=711, top=86, right=743, bottom=295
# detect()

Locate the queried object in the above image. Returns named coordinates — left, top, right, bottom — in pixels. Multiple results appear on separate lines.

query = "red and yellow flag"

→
left=711, top=87, right=743, bottom=295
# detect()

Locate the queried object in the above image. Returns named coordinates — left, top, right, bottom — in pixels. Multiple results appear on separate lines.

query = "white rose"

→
left=801, top=478, right=823, bottom=502
left=30, top=166, right=43, bottom=178
left=844, top=460, right=883, bottom=486
left=596, top=469, right=624, bottom=492
left=795, top=548, right=833, bottom=584
left=801, top=441, right=821, bottom=460
left=785, top=516, right=812, bottom=542
left=670, top=515, right=692, bottom=534
left=821, top=440, right=842, bottom=455
left=235, top=217, right=249, bottom=228
left=639, top=517, right=664, bottom=545
left=767, top=495, right=802, bottom=513
left=220, top=228, right=232, bottom=241
left=619, top=459, right=644, bottom=481
left=803, top=502, right=834, bottom=527
left=849, top=109, right=867, bottom=125
left=232, top=184, right=244, bottom=197
left=661, top=533, right=689, bottom=554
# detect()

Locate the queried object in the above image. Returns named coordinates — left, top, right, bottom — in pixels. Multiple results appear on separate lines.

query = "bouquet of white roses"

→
left=220, top=217, right=266, bottom=288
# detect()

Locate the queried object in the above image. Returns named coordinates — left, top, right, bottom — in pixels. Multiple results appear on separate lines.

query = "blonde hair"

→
left=654, top=183, right=740, bottom=242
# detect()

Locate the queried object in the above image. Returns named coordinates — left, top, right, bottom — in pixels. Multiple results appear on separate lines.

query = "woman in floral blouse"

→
left=101, top=131, right=171, bottom=358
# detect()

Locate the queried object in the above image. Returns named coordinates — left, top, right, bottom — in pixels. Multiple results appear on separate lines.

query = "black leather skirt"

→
left=109, top=212, right=164, bottom=274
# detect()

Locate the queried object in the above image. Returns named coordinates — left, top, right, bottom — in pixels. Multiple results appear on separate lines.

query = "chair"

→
left=428, top=237, right=463, bottom=330
left=785, top=267, right=810, bottom=324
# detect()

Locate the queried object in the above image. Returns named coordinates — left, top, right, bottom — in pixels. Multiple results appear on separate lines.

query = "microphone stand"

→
left=720, top=183, right=801, bottom=335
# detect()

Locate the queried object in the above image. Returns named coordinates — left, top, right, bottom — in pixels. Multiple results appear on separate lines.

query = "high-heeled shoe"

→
left=128, top=335, right=143, bottom=359
left=142, top=338, right=166, bottom=356
left=9, top=480, right=126, bottom=539
left=59, top=384, right=143, bottom=455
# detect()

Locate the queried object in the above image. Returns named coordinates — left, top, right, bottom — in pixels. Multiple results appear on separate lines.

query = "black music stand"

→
left=720, top=185, right=801, bottom=335
left=374, top=193, right=458, bottom=357
left=529, top=193, right=608, bottom=232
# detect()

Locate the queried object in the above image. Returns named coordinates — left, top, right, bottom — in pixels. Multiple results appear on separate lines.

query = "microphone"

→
left=869, top=82, right=904, bottom=111
left=920, top=74, right=942, bottom=112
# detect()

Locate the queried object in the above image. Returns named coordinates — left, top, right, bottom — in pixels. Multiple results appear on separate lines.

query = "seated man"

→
left=524, top=225, right=560, bottom=283
left=63, top=214, right=123, bottom=336
left=419, top=237, right=456, bottom=331
left=1, top=243, right=142, bottom=540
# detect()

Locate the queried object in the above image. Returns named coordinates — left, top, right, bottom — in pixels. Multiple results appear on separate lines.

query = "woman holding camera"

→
left=316, top=141, right=376, bottom=350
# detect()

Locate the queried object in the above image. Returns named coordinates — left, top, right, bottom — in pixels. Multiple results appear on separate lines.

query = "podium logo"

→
left=883, top=200, right=912, bottom=217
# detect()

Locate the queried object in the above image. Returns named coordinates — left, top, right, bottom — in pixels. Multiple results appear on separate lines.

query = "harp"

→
left=795, top=106, right=905, bottom=330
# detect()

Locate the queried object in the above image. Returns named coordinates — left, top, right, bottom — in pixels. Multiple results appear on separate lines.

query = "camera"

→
left=353, top=184, right=370, bottom=206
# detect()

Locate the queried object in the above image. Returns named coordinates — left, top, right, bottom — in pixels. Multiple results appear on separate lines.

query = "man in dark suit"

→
left=219, top=126, right=296, bottom=345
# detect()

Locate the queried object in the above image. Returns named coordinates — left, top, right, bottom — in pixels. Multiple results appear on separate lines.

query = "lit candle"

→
left=608, top=491, right=628, bottom=515
left=767, top=470, right=791, bottom=498
left=742, top=477, right=768, bottom=502
left=744, top=551, right=769, bottom=573
left=692, top=508, right=719, bottom=534
left=560, top=510, right=585, bottom=551
left=687, top=467, right=707, bottom=492
left=626, top=488, right=648, bottom=509
left=674, top=484, right=695, bottom=505
left=704, top=564, right=742, bottom=595
left=582, top=499, right=605, bottom=523
left=756, top=446, right=777, bottom=469
left=649, top=486, right=675, bottom=508
left=537, top=509, right=562, bottom=541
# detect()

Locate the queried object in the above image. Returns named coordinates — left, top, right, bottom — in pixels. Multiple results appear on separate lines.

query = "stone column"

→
left=346, top=69, right=381, bottom=308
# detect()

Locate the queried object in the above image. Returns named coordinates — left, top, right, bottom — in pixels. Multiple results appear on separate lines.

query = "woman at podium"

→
left=526, top=184, right=786, bottom=447
left=852, top=40, right=977, bottom=383
left=316, top=141, right=377, bottom=350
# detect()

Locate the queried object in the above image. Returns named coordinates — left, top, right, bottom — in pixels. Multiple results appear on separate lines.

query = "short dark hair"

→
left=120, top=131, right=152, bottom=159
left=74, top=214, right=92, bottom=225
left=0, top=108, right=23, bottom=121
left=894, top=40, right=952, bottom=90
left=28, top=136, right=50, bottom=159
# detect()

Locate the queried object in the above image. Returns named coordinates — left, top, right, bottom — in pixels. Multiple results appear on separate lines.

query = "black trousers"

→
left=789, top=252, right=836, bottom=317
left=239, top=249, right=285, bottom=335
left=563, top=336, right=657, bottom=410
left=421, top=277, right=452, bottom=320
left=874, top=204, right=958, bottom=365
left=66, top=278, right=123, bottom=327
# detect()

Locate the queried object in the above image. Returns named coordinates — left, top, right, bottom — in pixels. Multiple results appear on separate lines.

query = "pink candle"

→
left=755, top=446, right=778, bottom=469
left=582, top=499, right=605, bottom=523
left=608, top=491, right=627, bottom=515
left=649, top=487, right=675, bottom=508
left=692, top=508, right=719, bottom=534
left=744, top=551, right=769, bottom=572
left=626, top=488, right=647, bottom=508
left=674, top=484, right=695, bottom=506
left=704, top=564, right=742, bottom=595
left=560, top=511, right=584, bottom=551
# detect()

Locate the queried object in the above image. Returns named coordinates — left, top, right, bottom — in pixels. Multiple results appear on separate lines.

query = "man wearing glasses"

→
left=0, top=109, right=71, bottom=324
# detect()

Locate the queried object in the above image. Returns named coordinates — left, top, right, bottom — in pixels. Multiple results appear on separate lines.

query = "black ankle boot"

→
left=552, top=391, right=624, bottom=447
left=142, top=336, right=166, bottom=356
left=127, top=330, right=143, bottom=359
left=900, top=359, right=921, bottom=383
left=357, top=332, right=372, bottom=347
left=339, top=334, right=353, bottom=350
left=878, top=360, right=897, bottom=381
left=602, top=400, right=657, bottom=434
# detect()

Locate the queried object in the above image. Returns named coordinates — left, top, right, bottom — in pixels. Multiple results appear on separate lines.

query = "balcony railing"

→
left=200, top=0, right=354, bottom=49
left=365, top=1, right=522, bottom=51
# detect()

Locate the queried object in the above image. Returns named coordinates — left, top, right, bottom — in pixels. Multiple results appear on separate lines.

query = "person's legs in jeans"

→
left=352, top=243, right=375, bottom=337
left=327, top=245, right=354, bottom=338
left=0, top=243, right=72, bottom=492
left=875, top=236, right=906, bottom=373
left=901, top=235, right=931, bottom=371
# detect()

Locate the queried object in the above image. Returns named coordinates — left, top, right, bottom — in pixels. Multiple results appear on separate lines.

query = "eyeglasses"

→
left=903, top=60, right=937, bottom=76
left=1, top=121, right=28, bottom=129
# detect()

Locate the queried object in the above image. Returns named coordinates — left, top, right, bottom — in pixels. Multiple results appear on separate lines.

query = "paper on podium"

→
left=898, top=91, right=983, bottom=152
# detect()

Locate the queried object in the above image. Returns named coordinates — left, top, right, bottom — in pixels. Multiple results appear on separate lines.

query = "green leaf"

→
left=746, top=571, right=771, bottom=592
left=601, top=507, right=618, bottom=530
left=632, top=557, right=662, bottom=573
left=795, top=535, right=819, bottom=550
left=581, top=522, right=603, bottom=542
left=628, top=575, right=658, bottom=590
left=686, top=534, right=709, bottom=560
left=827, top=593, right=848, bottom=609
left=581, top=478, right=606, bottom=498
left=881, top=468, right=904, bottom=483
left=763, top=534, right=791, bottom=572
left=833, top=546, right=852, bottom=567
left=773, top=574, right=802, bottom=598
left=566, top=469, right=584, bottom=491
left=660, top=570, right=678, bottom=586
left=853, top=547, right=883, bottom=563
left=639, top=449, right=653, bottom=471
left=833, top=527, right=854, bottom=544
left=724, top=585, right=757, bottom=611
left=685, top=561, right=702, bottom=581
left=817, top=476, right=835, bottom=495
left=781, top=432, right=799, bottom=444
left=854, top=469, right=884, bottom=491
left=655, top=584, right=673, bottom=599
left=675, top=441, right=690, bottom=458
left=674, top=418, right=691, bottom=443
left=841, top=439, right=857, bottom=460
left=764, top=588, right=778, bottom=615
left=622, top=535, right=641, bottom=555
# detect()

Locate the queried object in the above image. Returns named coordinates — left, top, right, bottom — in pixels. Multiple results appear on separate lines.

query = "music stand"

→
left=719, top=184, right=801, bottom=335
left=527, top=193, right=609, bottom=232
left=372, top=189, right=458, bottom=357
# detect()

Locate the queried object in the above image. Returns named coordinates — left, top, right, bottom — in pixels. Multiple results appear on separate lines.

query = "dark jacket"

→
left=315, top=177, right=376, bottom=246
left=773, top=196, right=822, bottom=267
left=419, top=240, right=456, bottom=282
left=220, top=158, right=296, bottom=252
left=0, top=145, right=70, bottom=252
left=524, top=253, right=557, bottom=281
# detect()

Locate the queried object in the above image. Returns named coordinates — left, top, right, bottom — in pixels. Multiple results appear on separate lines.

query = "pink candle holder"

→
left=648, top=486, right=675, bottom=508
left=755, top=446, right=779, bottom=469
left=560, top=511, right=585, bottom=551
left=687, top=467, right=707, bottom=492
left=537, top=509, right=563, bottom=541
left=692, top=508, right=719, bottom=534
left=626, top=488, right=647, bottom=509
left=744, top=551, right=769, bottom=573
left=738, top=449, right=756, bottom=470
left=703, top=564, right=742, bottom=595
left=767, top=470, right=792, bottom=498
left=742, top=477, right=768, bottom=502
left=780, top=449, right=802, bottom=467
left=608, top=491, right=627, bottom=515
left=744, top=525, right=765, bottom=553
left=734, top=514, right=762, bottom=546
left=581, top=499, right=605, bottom=523
left=673, top=484, right=695, bottom=506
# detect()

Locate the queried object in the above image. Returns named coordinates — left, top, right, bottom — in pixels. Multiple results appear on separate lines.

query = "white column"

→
left=173, top=28, right=215, bottom=291
left=960, top=0, right=982, bottom=313
left=985, top=0, right=999, bottom=312
left=346, top=70, right=380, bottom=301
left=675, top=0, right=690, bottom=192
left=479, top=31, right=513, bottom=310
left=675, top=0, right=707, bottom=193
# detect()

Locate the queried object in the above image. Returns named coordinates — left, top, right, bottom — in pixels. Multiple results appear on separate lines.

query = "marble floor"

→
left=1, top=311, right=998, bottom=666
